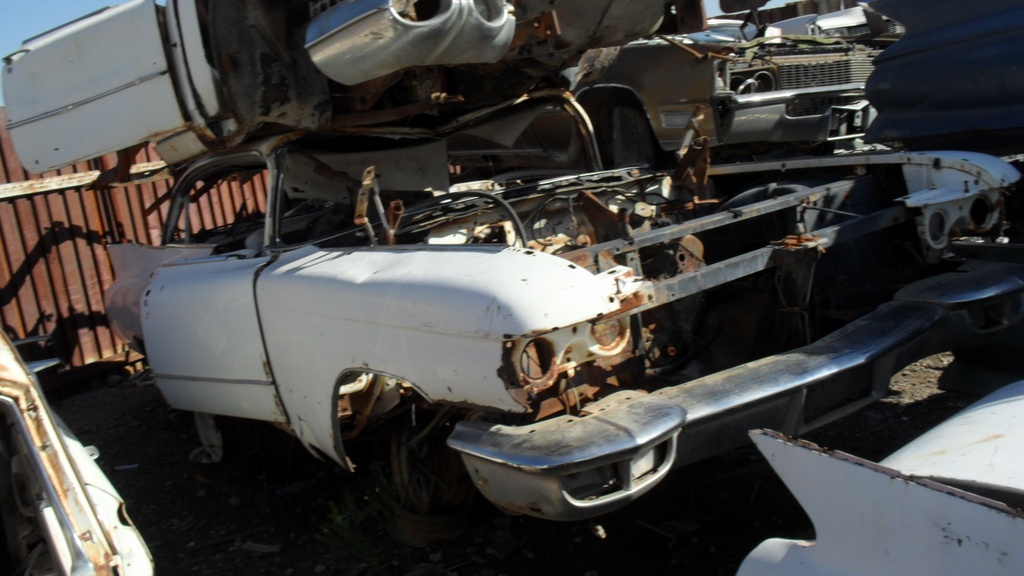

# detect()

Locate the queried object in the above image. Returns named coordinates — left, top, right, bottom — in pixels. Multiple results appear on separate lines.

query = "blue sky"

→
left=0, top=0, right=793, bottom=104
left=1, top=0, right=114, bottom=103
left=1, top=0, right=114, bottom=59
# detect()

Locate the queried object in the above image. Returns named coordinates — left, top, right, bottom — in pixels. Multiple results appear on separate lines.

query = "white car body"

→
left=7, top=0, right=1024, bottom=526
left=740, top=377, right=1024, bottom=575
left=2, top=0, right=225, bottom=171
left=766, top=6, right=903, bottom=39
left=0, top=335, right=153, bottom=576
left=101, top=126, right=1024, bottom=520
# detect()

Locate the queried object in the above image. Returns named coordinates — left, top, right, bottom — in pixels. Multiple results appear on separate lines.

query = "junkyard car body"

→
left=0, top=334, right=153, bottom=575
left=574, top=32, right=883, bottom=167
left=768, top=6, right=904, bottom=39
left=9, top=0, right=1024, bottom=525
left=686, top=18, right=758, bottom=44
left=739, top=375, right=1024, bottom=575
left=101, top=94, right=1024, bottom=518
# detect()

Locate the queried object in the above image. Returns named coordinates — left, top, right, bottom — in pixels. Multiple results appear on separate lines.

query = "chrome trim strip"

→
left=152, top=373, right=275, bottom=386
left=731, top=82, right=866, bottom=106
left=6, top=70, right=170, bottom=130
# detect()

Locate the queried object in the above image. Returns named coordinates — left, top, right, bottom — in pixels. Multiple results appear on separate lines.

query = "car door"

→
left=141, top=151, right=289, bottom=424
left=2, top=0, right=223, bottom=172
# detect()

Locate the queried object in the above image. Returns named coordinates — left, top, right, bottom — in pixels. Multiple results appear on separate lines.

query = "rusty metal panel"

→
left=0, top=106, right=268, bottom=375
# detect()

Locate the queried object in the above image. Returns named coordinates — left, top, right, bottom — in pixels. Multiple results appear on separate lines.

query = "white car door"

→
left=3, top=0, right=222, bottom=171
left=141, top=152, right=288, bottom=424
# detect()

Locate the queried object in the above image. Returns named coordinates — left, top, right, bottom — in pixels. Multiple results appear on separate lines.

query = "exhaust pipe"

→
left=305, top=0, right=516, bottom=86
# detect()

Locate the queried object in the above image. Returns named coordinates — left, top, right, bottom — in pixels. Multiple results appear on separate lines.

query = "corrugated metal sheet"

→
left=0, top=106, right=266, bottom=376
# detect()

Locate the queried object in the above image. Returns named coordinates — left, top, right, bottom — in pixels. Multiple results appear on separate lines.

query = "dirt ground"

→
left=50, top=354, right=972, bottom=576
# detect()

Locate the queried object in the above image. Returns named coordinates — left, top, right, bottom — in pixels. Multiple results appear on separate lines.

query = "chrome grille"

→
left=776, top=51, right=878, bottom=90
left=844, top=24, right=871, bottom=36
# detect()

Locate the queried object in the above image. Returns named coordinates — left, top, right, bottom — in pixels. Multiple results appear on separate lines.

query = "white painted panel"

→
left=164, top=0, right=221, bottom=125
left=142, top=255, right=283, bottom=422
left=256, top=244, right=623, bottom=457
left=3, top=0, right=187, bottom=171
left=739, top=431, right=1024, bottom=576
left=881, top=379, right=1024, bottom=496
left=154, top=377, right=287, bottom=423
left=105, top=244, right=216, bottom=344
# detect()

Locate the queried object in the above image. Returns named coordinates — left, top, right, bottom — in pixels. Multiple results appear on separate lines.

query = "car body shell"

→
left=575, top=34, right=881, bottom=167
left=0, top=334, right=153, bottom=575
left=740, top=375, right=1024, bottom=575
left=8, top=0, right=1024, bottom=527
left=103, top=128, right=1024, bottom=519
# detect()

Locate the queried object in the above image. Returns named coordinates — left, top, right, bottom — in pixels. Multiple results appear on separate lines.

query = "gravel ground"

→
left=51, top=353, right=974, bottom=576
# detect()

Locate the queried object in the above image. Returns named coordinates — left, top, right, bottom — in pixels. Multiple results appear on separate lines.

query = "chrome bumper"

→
left=447, top=260, right=1024, bottom=520
left=725, top=83, right=872, bottom=144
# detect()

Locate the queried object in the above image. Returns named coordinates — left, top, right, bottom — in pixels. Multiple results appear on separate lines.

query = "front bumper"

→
left=447, top=259, right=1024, bottom=520
left=724, top=83, right=872, bottom=144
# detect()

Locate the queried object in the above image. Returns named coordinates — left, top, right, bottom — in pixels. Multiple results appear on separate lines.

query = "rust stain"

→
left=0, top=335, right=118, bottom=573
left=917, top=433, right=1007, bottom=459
left=0, top=161, right=169, bottom=201
left=510, top=12, right=562, bottom=54
left=771, top=234, right=826, bottom=250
